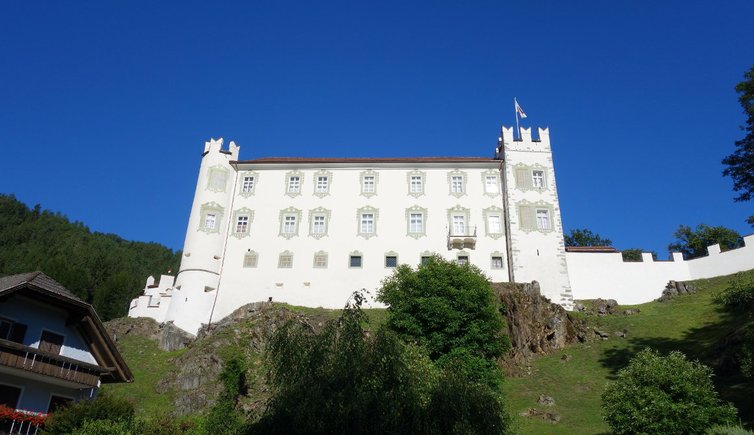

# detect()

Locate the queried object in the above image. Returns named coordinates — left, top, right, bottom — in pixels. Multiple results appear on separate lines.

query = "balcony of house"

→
left=447, top=225, right=477, bottom=250
left=0, top=338, right=110, bottom=388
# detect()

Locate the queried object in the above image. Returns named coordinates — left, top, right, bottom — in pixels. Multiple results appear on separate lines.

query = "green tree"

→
left=621, top=248, right=657, bottom=262
left=668, top=224, right=743, bottom=260
left=722, top=65, right=754, bottom=226
left=377, top=255, right=509, bottom=385
left=204, top=354, right=248, bottom=435
left=602, top=348, right=737, bottom=435
left=564, top=228, right=612, bottom=247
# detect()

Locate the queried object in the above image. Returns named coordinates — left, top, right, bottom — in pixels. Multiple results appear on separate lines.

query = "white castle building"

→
left=129, top=125, right=754, bottom=335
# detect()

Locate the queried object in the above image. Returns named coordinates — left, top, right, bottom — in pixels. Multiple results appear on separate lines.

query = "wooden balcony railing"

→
left=0, top=338, right=110, bottom=388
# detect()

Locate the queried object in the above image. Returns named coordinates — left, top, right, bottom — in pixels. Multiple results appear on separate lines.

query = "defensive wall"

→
left=567, top=234, right=754, bottom=304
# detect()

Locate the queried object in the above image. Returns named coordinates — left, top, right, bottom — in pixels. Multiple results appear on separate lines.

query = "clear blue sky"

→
left=1, top=1, right=752, bottom=258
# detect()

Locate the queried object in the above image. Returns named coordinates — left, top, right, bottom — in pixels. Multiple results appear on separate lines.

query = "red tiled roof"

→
left=234, top=157, right=497, bottom=164
left=565, top=246, right=618, bottom=253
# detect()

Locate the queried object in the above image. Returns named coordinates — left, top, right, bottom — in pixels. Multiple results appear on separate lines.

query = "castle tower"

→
left=498, top=127, right=574, bottom=309
left=165, top=138, right=240, bottom=334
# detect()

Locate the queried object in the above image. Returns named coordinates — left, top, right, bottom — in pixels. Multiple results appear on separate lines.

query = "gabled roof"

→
left=0, top=271, right=133, bottom=383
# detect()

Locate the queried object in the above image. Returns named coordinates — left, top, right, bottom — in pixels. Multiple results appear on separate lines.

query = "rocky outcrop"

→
left=493, top=282, right=587, bottom=374
left=105, top=317, right=194, bottom=351
left=657, top=280, right=697, bottom=302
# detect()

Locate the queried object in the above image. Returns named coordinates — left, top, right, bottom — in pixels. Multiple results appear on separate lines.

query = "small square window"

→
left=243, top=253, right=258, bottom=268
left=350, top=255, right=362, bottom=268
left=421, top=256, right=432, bottom=265
left=314, top=253, right=328, bottom=268
left=278, top=254, right=293, bottom=268
left=532, top=170, right=545, bottom=188
left=491, top=256, right=504, bottom=269
left=385, top=256, right=398, bottom=268
left=457, top=255, right=469, bottom=265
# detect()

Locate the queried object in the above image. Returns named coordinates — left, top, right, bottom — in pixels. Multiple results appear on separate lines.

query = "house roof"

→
left=234, top=156, right=498, bottom=164
left=0, top=271, right=133, bottom=383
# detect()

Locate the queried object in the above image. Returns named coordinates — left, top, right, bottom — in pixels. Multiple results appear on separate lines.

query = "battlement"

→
left=203, top=137, right=240, bottom=159
left=498, top=126, right=551, bottom=154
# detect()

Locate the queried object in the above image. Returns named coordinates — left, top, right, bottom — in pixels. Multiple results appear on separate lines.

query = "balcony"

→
left=447, top=225, right=477, bottom=250
left=0, top=338, right=110, bottom=388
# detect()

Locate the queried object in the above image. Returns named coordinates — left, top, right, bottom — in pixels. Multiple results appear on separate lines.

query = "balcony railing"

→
left=447, top=225, right=477, bottom=250
left=0, top=338, right=110, bottom=388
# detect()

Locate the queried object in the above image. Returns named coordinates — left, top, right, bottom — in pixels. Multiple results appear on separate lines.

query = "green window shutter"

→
left=519, top=206, right=535, bottom=229
left=515, top=168, right=532, bottom=189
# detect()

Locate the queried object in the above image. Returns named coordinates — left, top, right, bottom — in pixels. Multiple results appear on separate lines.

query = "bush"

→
left=43, top=394, right=135, bottom=435
left=602, top=348, right=737, bottom=434
left=715, top=274, right=754, bottom=312
left=706, top=425, right=754, bottom=435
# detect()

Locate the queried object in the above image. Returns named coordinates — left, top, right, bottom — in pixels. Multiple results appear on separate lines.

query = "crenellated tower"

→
left=497, top=126, right=574, bottom=309
left=165, top=138, right=240, bottom=334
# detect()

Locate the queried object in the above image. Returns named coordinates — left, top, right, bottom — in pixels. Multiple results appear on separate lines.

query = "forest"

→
left=0, top=194, right=180, bottom=320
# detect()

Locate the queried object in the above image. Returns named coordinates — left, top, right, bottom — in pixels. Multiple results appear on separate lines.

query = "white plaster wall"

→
left=568, top=234, right=754, bottom=304
left=0, top=296, right=97, bottom=364
left=127, top=275, right=174, bottom=323
left=210, top=162, right=512, bottom=327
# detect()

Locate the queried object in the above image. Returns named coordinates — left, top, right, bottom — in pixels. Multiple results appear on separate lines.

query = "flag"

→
left=515, top=99, right=527, bottom=119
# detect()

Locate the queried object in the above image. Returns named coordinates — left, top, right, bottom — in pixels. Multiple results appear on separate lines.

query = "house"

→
left=0, top=271, right=132, bottom=429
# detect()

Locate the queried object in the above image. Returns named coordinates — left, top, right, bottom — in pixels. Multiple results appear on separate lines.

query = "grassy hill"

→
left=104, top=270, right=754, bottom=433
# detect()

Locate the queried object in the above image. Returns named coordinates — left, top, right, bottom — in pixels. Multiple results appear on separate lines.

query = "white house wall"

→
left=1, top=372, right=93, bottom=413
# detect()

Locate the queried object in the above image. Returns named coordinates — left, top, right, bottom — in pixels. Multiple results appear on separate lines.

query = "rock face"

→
left=493, top=282, right=587, bottom=374
left=106, top=317, right=194, bottom=352
left=657, top=280, right=697, bottom=302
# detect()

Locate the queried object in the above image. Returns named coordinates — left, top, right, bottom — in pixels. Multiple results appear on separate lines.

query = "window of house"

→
left=385, top=255, right=398, bottom=268
left=207, top=167, right=228, bottom=192
left=287, top=176, right=301, bottom=194
left=0, top=320, right=26, bottom=344
left=308, top=207, right=330, bottom=239
left=316, top=176, right=329, bottom=193
left=204, top=213, right=217, bottom=230
left=349, top=254, right=362, bottom=268
left=283, top=215, right=297, bottom=234
left=313, top=252, right=328, bottom=268
left=532, top=170, right=545, bottom=188
left=410, top=176, right=422, bottom=193
left=363, top=175, right=375, bottom=193
left=485, top=175, right=498, bottom=193
left=452, top=215, right=466, bottom=236
left=409, top=213, right=423, bottom=234
left=457, top=255, right=469, bottom=265
left=536, top=209, right=551, bottom=230
left=451, top=175, right=464, bottom=194
left=38, top=330, right=64, bottom=355
left=491, top=256, right=504, bottom=269
left=243, top=252, right=258, bottom=268
left=421, top=256, right=432, bottom=265
left=312, top=215, right=326, bottom=234
left=278, top=253, right=293, bottom=268
left=361, top=213, right=374, bottom=234
left=235, top=215, right=249, bottom=234
left=0, top=319, right=12, bottom=340
left=48, top=395, right=73, bottom=413
left=0, top=384, right=22, bottom=409
left=242, top=176, right=255, bottom=193
left=487, top=214, right=502, bottom=235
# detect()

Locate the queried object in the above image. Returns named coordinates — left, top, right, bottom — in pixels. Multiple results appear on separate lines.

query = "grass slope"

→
left=504, top=269, right=754, bottom=434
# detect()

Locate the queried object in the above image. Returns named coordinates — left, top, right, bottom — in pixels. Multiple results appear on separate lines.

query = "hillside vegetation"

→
left=0, top=194, right=180, bottom=319
left=105, top=270, right=754, bottom=433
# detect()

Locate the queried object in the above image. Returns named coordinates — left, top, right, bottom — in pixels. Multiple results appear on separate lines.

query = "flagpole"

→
left=514, top=98, right=520, bottom=140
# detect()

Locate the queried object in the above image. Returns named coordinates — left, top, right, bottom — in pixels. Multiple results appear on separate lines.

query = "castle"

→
left=129, top=126, right=754, bottom=335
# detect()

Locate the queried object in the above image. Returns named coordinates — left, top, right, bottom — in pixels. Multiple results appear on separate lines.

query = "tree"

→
left=564, top=228, right=612, bottom=247
left=601, top=348, right=737, bottom=435
left=377, top=256, right=509, bottom=385
left=668, top=224, right=743, bottom=260
left=621, top=249, right=657, bottom=262
left=722, top=65, right=754, bottom=226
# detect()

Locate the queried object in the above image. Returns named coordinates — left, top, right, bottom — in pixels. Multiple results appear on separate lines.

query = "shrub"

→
left=715, top=274, right=754, bottom=312
left=43, top=394, right=135, bottom=435
left=706, top=425, right=754, bottom=435
left=602, top=348, right=737, bottom=434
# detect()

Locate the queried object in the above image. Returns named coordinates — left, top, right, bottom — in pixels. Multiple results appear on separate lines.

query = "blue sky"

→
left=1, top=1, right=752, bottom=257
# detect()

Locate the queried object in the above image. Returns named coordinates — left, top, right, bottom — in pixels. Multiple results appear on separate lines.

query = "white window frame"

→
left=360, top=170, right=378, bottom=197
left=243, top=251, right=258, bottom=268
left=278, top=251, right=294, bottom=268
left=405, top=205, right=427, bottom=239
left=532, top=170, right=545, bottom=189
left=349, top=251, right=363, bottom=269
left=447, top=205, right=471, bottom=237
left=456, top=252, right=470, bottom=265
left=313, top=170, right=333, bottom=198
left=199, top=202, right=224, bottom=234
left=279, top=207, right=302, bottom=239
left=308, top=207, right=331, bottom=239
left=231, top=208, right=254, bottom=239
left=285, top=171, right=303, bottom=197
left=239, top=171, right=259, bottom=197
left=356, top=206, right=379, bottom=239
left=483, top=206, right=504, bottom=239
left=517, top=200, right=554, bottom=233
left=447, top=170, right=468, bottom=198
left=482, top=170, right=501, bottom=196
left=536, top=208, right=551, bottom=230
left=384, top=252, right=399, bottom=268
left=206, top=165, right=229, bottom=192
left=490, top=254, right=504, bottom=270
left=407, top=170, right=426, bottom=197
left=313, top=251, right=328, bottom=269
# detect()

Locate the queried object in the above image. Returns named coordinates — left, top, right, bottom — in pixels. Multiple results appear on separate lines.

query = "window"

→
left=0, top=319, right=12, bottom=340
left=38, top=330, right=64, bottom=355
left=279, top=207, right=302, bottom=238
left=451, top=175, right=464, bottom=194
left=308, top=207, right=331, bottom=239
left=491, top=256, right=504, bottom=269
left=235, top=215, right=249, bottom=234
left=313, top=252, right=328, bottom=268
left=316, top=176, right=328, bottom=193
left=405, top=206, right=427, bottom=238
left=350, top=254, right=362, bottom=268
left=0, top=319, right=26, bottom=344
left=532, top=170, right=545, bottom=188
left=0, top=384, right=22, bottom=409
left=485, top=175, right=499, bottom=194
left=536, top=209, right=551, bottom=230
left=199, top=202, right=224, bottom=233
left=407, top=171, right=425, bottom=197
left=447, top=205, right=471, bottom=238
left=385, top=255, right=398, bottom=268
left=457, top=255, right=469, bottom=265
left=278, top=252, right=293, bottom=268
left=207, top=166, right=228, bottom=192
left=204, top=213, right=217, bottom=230
left=357, top=206, right=379, bottom=238
left=410, top=213, right=423, bottom=233
left=288, top=176, right=301, bottom=194
left=242, top=176, right=255, bottom=193
left=312, top=215, right=326, bottom=234
left=421, top=256, right=432, bottom=265
left=243, top=251, right=258, bottom=268
left=48, top=396, right=73, bottom=413
left=452, top=215, right=466, bottom=236
left=487, top=214, right=502, bottom=236
left=447, top=170, right=467, bottom=197
left=363, top=176, right=375, bottom=193
left=361, top=214, right=374, bottom=233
